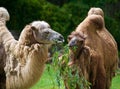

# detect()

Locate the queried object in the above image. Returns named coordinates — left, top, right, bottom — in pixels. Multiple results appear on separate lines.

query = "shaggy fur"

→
left=87, top=8, right=118, bottom=89
left=68, top=8, right=118, bottom=89
left=0, top=7, right=64, bottom=89
left=0, top=7, right=10, bottom=89
left=0, top=43, right=6, bottom=89
left=4, top=25, right=48, bottom=89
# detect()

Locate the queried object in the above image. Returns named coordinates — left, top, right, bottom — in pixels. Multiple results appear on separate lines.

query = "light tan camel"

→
left=0, top=7, right=64, bottom=89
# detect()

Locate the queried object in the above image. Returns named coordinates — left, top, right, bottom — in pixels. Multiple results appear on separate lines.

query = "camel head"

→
left=68, top=31, right=86, bottom=51
left=31, top=21, right=64, bottom=45
left=68, top=36, right=84, bottom=51
left=0, top=7, right=10, bottom=23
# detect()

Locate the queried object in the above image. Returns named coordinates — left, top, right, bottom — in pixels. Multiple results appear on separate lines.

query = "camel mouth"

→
left=56, top=39, right=64, bottom=44
left=53, top=36, right=65, bottom=44
left=68, top=44, right=77, bottom=48
left=69, top=46, right=78, bottom=52
left=56, top=35, right=65, bottom=43
left=38, top=39, right=64, bottom=45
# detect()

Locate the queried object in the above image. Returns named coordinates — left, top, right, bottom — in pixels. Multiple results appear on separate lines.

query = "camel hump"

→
left=88, top=7, right=104, bottom=17
left=0, top=7, right=10, bottom=21
left=88, top=15, right=104, bottom=29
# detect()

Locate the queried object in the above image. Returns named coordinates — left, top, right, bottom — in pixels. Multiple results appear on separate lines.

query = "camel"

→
left=0, top=7, right=64, bottom=89
left=67, top=8, right=118, bottom=89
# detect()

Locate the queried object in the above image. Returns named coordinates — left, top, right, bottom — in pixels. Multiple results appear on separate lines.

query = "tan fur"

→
left=0, top=22, right=47, bottom=89
left=0, top=7, right=64, bottom=89
left=68, top=8, right=118, bottom=89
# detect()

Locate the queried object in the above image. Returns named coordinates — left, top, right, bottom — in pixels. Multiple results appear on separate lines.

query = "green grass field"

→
left=31, top=65, right=120, bottom=89
left=111, top=74, right=120, bottom=89
left=31, top=65, right=65, bottom=89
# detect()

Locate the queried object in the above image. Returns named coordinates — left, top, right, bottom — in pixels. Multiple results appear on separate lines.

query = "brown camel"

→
left=67, top=8, right=118, bottom=89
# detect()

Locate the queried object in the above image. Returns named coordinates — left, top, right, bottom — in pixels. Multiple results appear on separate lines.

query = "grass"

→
left=31, top=65, right=120, bottom=89
left=31, top=65, right=65, bottom=89
left=111, top=70, right=120, bottom=89
left=111, top=75, right=120, bottom=89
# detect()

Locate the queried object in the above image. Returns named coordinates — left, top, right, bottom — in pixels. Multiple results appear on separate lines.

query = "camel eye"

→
left=44, top=31, right=50, bottom=35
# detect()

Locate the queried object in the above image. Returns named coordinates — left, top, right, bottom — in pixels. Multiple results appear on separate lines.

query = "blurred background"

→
left=0, top=0, right=120, bottom=52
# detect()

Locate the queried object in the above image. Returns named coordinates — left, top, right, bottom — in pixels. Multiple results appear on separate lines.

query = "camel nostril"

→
left=58, top=35, right=64, bottom=42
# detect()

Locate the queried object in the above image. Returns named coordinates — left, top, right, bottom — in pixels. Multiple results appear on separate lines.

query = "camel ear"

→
left=31, top=26, right=38, bottom=32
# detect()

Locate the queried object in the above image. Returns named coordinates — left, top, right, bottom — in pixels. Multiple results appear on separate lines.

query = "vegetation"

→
left=31, top=46, right=120, bottom=89
left=111, top=75, right=120, bottom=89
left=51, top=46, right=90, bottom=89
left=31, top=64, right=65, bottom=89
left=31, top=64, right=120, bottom=89
left=32, top=46, right=90, bottom=89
